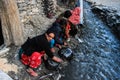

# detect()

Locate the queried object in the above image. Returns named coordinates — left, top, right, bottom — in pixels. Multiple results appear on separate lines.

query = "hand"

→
left=55, top=44, right=62, bottom=49
left=52, top=56, right=63, bottom=63
left=64, top=42, right=68, bottom=46
left=51, top=48, right=55, bottom=53
left=58, top=44, right=62, bottom=49
left=43, top=54, right=48, bottom=60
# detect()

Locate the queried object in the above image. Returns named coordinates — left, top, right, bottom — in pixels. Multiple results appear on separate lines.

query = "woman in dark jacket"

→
left=47, top=18, right=68, bottom=49
left=20, top=32, right=63, bottom=77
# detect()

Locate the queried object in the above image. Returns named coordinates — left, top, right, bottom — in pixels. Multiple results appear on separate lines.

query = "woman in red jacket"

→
left=20, top=32, right=63, bottom=76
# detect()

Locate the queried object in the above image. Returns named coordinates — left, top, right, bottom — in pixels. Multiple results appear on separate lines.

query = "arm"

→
left=65, top=22, right=71, bottom=39
left=44, top=42, right=63, bottom=63
left=52, top=56, right=63, bottom=63
left=65, top=27, right=70, bottom=39
left=54, top=36, right=64, bottom=45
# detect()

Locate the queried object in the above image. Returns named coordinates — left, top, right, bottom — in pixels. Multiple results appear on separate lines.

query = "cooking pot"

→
left=44, top=58, right=59, bottom=70
left=58, top=47, right=73, bottom=60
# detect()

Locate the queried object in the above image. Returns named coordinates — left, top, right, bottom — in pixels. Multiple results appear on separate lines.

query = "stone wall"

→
left=16, top=0, right=44, bottom=23
left=16, top=0, right=56, bottom=40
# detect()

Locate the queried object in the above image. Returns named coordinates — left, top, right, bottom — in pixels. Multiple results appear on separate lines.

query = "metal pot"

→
left=58, top=47, right=73, bottom=60
left=44, top=58, right=59, bottom=70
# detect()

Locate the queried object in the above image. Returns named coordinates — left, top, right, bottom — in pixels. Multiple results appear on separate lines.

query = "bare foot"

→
left=26, top=68, right=38, bottom=77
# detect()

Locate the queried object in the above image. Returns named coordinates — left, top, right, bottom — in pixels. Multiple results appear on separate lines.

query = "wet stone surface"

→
left=60, top=1, right=120, bottom=80
left=91, top=5, right=120, bottom=39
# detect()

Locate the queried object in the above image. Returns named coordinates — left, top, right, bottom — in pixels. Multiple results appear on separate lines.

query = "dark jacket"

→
left=21, top=34, right=54, bottom=58
left=47, top=22, right=64, bottom=45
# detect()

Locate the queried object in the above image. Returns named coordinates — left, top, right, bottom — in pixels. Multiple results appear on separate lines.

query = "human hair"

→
left=63, top=10, right=72, bottom=18
left=46, top=30, right=54, bottom=35
left=59, top=18, right=67, bottom=27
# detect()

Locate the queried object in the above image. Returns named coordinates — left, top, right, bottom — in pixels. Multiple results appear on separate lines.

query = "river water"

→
left=60, top=1, right=120, bottom=80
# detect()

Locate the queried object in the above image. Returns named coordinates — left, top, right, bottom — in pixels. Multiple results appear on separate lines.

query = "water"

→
left=60, top=1, right=120, bottom=80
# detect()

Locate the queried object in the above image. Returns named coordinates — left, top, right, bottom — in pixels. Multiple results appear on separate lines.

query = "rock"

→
left=91, top=5, right=120, bottom=39
left=0, top=47, right=10, bottom=56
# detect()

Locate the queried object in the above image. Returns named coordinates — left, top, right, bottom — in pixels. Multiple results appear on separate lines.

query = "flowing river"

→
left=60, top=1, right=120, bottom=80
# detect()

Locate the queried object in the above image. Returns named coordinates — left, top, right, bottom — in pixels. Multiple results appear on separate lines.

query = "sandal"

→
left=26, top=68, right=38, bottom=77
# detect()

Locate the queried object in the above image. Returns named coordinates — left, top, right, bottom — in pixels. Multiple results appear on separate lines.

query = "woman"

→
left=20, top=32, right=63, bottom=76
left=47, top=18, right=68, bottom=49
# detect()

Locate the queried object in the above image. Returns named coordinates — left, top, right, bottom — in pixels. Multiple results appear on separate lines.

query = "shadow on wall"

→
left=0, top=19, right=4, bottom=46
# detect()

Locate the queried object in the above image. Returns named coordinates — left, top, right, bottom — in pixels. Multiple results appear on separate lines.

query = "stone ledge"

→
left=91, top=5, right=120, bottom=39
